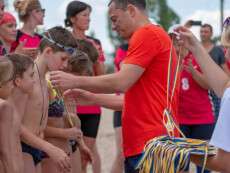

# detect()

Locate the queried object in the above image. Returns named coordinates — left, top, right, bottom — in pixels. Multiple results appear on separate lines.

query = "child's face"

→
left=47, top=51, right=70, bottom=71
left=16, top=65, right=35, bottom=94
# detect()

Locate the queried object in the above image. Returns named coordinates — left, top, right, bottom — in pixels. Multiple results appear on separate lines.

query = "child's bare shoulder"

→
left=0, top=99, right=13, bottom=120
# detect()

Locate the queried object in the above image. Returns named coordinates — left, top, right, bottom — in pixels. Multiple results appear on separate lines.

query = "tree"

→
left=220, top=0, right=224, bottom=32
left=147, top=0, right=180, bottom=31
left=107, top=0, right=180, bottom=50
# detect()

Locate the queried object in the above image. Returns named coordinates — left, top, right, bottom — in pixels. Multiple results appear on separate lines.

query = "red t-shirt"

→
left=11, top=30, right=42, bottom=51
left=178, top=53, right=214, bottom=125
left=122, top=24, right=179, bottom=157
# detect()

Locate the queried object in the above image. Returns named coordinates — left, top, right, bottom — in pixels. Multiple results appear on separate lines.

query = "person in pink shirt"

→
left=174, top=36, right=215, bottom=173
left=65, top=1, right=105, bottom=173
left=11, top=0, right=45, bottom=59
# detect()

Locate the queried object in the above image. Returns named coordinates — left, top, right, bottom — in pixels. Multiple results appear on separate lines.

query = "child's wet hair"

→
left=67, top=50, right=93, bottom=75
left=0, top=57, right=14, bottom=86
left=6, top=53, right=34, bottom=78
left=39, top=26, right=78, bottom=53
left=77, top=39, right=98, bottom=63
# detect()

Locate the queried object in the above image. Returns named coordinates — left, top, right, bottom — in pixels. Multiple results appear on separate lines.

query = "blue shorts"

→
left=21, top=142, right=47, bottom=165
left=125, top=154, right=142, bottom=173
left=180, top=124, right=215, bottom=140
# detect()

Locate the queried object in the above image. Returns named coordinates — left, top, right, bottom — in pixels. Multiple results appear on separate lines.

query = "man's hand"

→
left=64, top=89, right=96, bottom=106
left=47, top=145, right=71, bottom=172
left=50, top=71, right=77, bottom=90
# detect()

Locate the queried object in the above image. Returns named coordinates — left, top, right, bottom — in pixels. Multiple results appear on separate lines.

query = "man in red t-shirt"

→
left=50, top=1, right=179, bottom=172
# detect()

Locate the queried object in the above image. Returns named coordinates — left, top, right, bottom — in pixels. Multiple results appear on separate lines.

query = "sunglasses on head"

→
left=43, top=31, right=76, bottom=55
left=223, top=17, right=230, bottom=28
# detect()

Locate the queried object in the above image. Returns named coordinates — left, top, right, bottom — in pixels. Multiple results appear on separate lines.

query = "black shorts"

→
left=21, top=142, right=47, bottom=166
left=179, top=124, right=215, bottom=172
left=78, top=114, right=101, bottom=138
left=113, top=111, right=122, bottom=128
left=180, top=123, right=215, bottom=140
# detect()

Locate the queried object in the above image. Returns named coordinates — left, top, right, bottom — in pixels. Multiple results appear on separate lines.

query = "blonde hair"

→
left=221, top=25, right=230, bottom=47
left=14, top=0, right=41, bottom=21
left=0, top=58, right=14, bottom=86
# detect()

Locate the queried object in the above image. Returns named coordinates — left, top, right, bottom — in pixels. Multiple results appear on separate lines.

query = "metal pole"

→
left=220, top=0, right=224, bottom=32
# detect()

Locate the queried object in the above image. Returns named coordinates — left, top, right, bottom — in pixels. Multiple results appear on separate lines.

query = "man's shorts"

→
left=125, top=153, right=143, bottom=173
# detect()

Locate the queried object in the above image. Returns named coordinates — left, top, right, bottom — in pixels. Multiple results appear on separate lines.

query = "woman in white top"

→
left=176, top=16, right=230, bottom=173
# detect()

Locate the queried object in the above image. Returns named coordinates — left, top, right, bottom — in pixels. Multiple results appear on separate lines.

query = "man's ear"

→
left=126, top=4, right=136, bottom=18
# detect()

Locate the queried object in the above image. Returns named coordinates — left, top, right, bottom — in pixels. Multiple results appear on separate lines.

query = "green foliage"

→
left=147, top=0, right=180, bottom=31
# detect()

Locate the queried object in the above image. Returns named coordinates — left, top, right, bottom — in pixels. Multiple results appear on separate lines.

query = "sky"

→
left=7, top=0, right=230, bottom=56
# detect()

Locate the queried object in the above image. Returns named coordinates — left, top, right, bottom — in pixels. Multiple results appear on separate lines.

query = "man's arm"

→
left=91, top=94, right=123, bottom=110
left=191, top=149, right=230, bottom=173
left=64, top=89, right=123, bottom=111
left=50, top=64, right=145, bottom=94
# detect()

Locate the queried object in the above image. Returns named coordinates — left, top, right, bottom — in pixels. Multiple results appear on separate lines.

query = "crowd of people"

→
left=0, top=0, right=230, bottom=173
